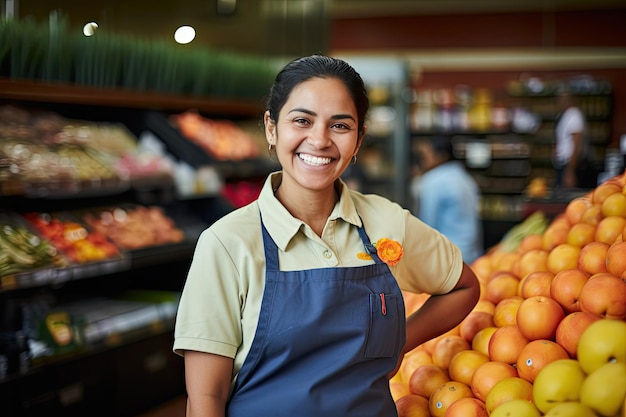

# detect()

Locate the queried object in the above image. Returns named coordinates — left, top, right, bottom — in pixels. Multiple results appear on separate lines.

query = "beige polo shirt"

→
left=173, top=172, right=462, bottom=381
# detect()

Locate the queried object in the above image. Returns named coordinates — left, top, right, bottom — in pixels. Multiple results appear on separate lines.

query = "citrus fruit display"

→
left=392, top=171, right=626, bottom=416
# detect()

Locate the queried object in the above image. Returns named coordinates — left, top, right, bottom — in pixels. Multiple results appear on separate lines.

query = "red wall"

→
left=331, top=10, right=626, bottom=50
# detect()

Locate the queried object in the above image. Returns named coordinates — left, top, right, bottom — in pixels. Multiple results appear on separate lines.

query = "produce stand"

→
left=392, top=172, right=626, bottom=417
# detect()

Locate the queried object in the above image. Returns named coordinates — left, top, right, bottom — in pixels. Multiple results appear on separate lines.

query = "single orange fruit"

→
left=517, top=234, right=544, bottom=254
left=431, top=335, right=471, bottom=370
left=485, top=272, right=520, bottom=305
left=565, top=197, right=592, bottom=225
left=578, top=241, right=610, bottom=275
left=429, top=381, right=473, bottom=417
left=550, top=268, right=590, bottom=313
left=494, top=252, right=520, bottom=273
left=595, top=216, right=626, bottom=244
left=542, top=223, right=570, bottom=251
left=395, top=394, right=431, bottom=417
left=580, top=204, right=603, bottom=226
left=485, top=377, right=534, bottom=414
left=471, top=326, right=498, bottom=357
left=517, top=249, right=549, bottom=279
left=493, top=296, right=523, bottom=327
left=389, top=381, right=411, bottom=402
left=592, top=182, right=622, bottom=205
left=606, top=241, right=626, bottom=277
left=470, top=255, right=493, bottom=283
left=470, top=360, right=518, bottom=402
left=408, top=364, right=449, bottom=398
left=488, top=325, right=530, bottom=365
left=448, top=349, right=490, bottom=386
left=566, top=222, right=596, bottom=248
left=459, top=311, right=495, bottom=343
left=547, top=243, right=581, bottom=274
left=516, top=339, right=569, bottom=383
left=518, top=270, right=554, bottom=299
left=445, top=397, right=488, bottom=417
left=602, top=192, right=626, bottom=217
left=399, top=348, right=433, bottom=383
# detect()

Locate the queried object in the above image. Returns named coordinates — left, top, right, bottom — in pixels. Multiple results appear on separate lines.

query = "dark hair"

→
left=431, top=135, right=454, bottom=159
left=418, top=135, right=454, bottom=160
left=265, top=55, right=370, bottom=136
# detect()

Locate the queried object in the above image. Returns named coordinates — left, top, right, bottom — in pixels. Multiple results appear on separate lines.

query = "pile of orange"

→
left=392, top=171, right=626, bottom=417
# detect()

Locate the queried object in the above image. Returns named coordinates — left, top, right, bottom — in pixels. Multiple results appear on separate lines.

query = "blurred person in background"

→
left=553, top=91, right=598, bottom=189
left=411, top=135, right=483, bottom=263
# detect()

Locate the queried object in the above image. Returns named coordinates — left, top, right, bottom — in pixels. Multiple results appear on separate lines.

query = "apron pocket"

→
left=365, top=293, right=401, bottom=358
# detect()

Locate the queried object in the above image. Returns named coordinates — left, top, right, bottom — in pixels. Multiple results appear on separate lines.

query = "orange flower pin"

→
left=357, top=238, right=404, bottom=267
left=375, top=238, right=404, bottom=266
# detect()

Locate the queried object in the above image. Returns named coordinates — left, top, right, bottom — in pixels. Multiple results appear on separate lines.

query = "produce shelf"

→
left=0, top=240, right=195, bottom=294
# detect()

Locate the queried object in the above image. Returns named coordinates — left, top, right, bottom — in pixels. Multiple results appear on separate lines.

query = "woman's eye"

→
left=332, top=123, right=350, bottom=130
left=294, top=118, right=310, bottom=125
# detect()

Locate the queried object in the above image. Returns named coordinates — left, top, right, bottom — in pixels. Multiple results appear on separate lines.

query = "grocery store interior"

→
left=1, top=0, right=625, bottom=416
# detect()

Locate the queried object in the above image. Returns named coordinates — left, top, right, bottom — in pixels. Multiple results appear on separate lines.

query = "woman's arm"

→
left=402, top=262, right=480, bottom=355
left=184, top=351, right=234, bottom=417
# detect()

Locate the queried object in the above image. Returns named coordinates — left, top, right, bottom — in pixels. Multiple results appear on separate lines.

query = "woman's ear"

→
left=264, top=111, right=276, bottom=145
left=355, top=124, right=367, bottom=154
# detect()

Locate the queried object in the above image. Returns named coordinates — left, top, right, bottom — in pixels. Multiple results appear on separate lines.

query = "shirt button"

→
left=323, top=250, right=332, bottom=259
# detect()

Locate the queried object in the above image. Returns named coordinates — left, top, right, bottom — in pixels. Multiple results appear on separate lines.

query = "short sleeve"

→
left=393, top=210, right=463, bottom=295
left=173, top=229, right=243, bottom=358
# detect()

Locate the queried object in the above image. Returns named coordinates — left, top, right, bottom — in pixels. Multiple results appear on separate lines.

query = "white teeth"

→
left=298, top=153, right=332, bottom=166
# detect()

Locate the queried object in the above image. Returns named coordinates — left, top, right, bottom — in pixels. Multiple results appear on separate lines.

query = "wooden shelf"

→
left=0, top=78, right=264, bottom=117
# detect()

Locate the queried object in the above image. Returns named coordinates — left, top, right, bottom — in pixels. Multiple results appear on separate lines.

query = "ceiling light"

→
left=83, top=22, right=98, bottom=37
left=174, top=26, right=196, bottom=44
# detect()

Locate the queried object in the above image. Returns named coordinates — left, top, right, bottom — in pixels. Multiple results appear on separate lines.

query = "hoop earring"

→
left=351, top=155, right=357, bottom=165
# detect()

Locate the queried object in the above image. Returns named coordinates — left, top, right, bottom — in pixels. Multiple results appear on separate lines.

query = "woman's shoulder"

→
left=204, top=200, right=262, bottom=243
left=347, top=189, right=408, bottom=237
left=348, top=188, right=405, bottom=213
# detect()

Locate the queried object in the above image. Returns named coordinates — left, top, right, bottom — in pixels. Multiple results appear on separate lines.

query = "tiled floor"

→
left=137, top=395, right=186, bottom=417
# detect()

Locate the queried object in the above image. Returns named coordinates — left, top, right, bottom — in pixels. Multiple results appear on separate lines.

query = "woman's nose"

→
left=307, top=124, right=331, bottom=148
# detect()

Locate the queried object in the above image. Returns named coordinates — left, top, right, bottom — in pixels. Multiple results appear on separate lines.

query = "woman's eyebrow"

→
left=288, top=107, right=355, bottom=122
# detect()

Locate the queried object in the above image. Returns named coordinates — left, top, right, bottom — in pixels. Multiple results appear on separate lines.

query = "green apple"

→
left=532, top=359, right=586, bottom=414
left=490, top=399, right=541, bottom=417
left=577, top=318, right=626, bottom=374
left=580, top=362, right=626, bottom=417
left=544, top=402, right=598, bottom=417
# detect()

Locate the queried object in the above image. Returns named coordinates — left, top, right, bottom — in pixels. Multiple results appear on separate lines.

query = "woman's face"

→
left=265, top=76, right=363, bottom=193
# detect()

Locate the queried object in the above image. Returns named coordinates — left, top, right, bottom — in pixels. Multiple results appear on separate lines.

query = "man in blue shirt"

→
left=411, top=135, right=483, bottom=263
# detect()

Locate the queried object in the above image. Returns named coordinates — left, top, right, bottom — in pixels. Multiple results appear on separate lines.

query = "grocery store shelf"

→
left=0, top=78, right=264, bottom=117
left=0, top=241, right=195, bottom=294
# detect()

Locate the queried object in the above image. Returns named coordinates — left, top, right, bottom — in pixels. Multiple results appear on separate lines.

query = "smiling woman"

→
left=173, top=54, right=480, bottom=417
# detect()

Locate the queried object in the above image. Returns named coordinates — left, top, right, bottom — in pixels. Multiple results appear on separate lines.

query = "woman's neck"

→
left=274, top=182, right=339, bottom=237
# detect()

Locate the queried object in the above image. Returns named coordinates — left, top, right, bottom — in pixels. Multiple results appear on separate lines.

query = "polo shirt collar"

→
left=258, top=172, right=362, bottom=251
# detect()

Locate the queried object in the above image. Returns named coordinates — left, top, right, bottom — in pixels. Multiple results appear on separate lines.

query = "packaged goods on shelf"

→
left=80, top=204, right=185, bottom=250
left=0, top=105, right=175, bottom=197
left=27, top=291, right=180, bottom=360
left=23, top=211, right=121, bottom=265
left=0, top=212, right=69, bottom=279
left=170, top=111, right=261, bottom=161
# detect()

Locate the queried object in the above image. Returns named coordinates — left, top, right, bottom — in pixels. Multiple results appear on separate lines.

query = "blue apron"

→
left=227, top=215, right=406, bottom=417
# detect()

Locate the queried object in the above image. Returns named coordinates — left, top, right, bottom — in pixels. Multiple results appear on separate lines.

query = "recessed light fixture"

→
left=174, top=26, right=196, bottom=44
left=83, top=22, right=98, bottom=37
